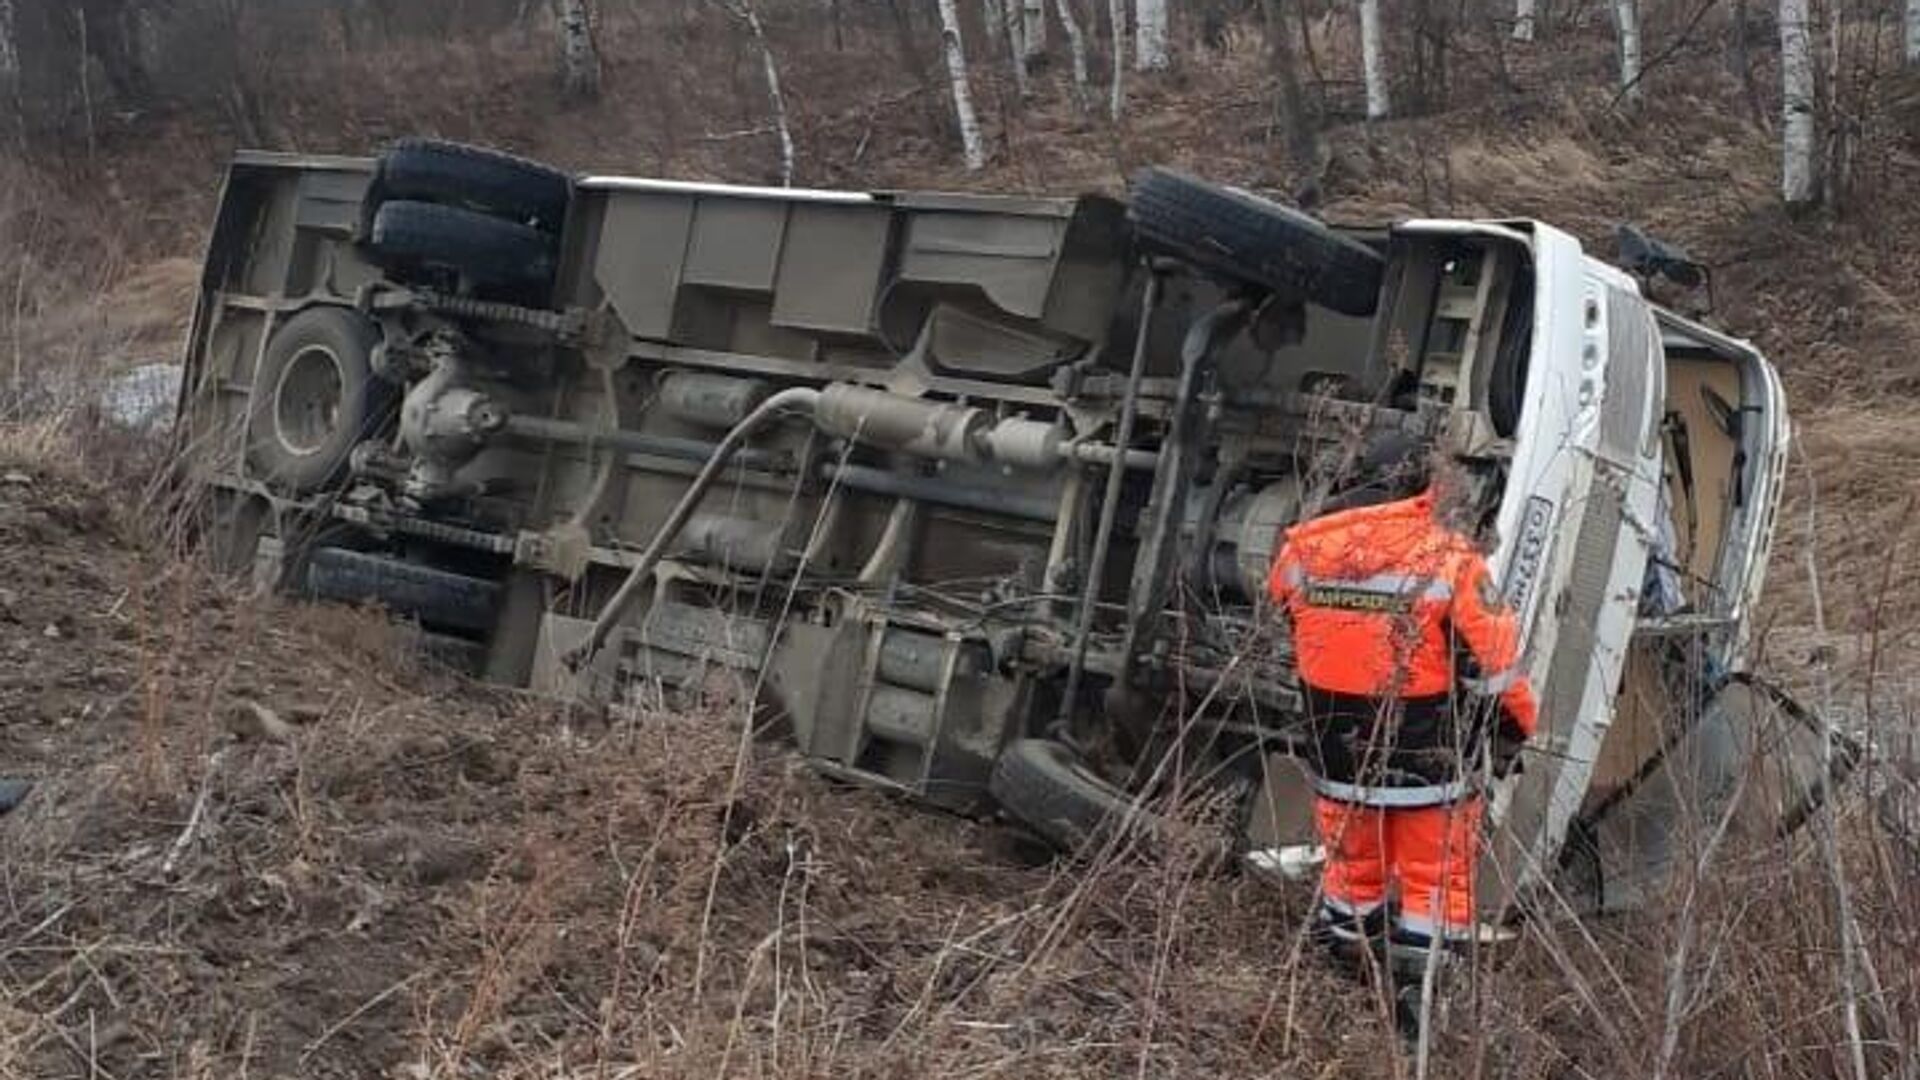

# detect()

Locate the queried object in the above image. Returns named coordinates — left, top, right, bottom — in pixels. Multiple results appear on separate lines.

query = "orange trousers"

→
left=1313, top=796, right=1483, bottom=940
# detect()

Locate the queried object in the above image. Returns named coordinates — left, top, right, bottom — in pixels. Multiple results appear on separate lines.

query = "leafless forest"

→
left=3, top=1, right=1920, bottom=1078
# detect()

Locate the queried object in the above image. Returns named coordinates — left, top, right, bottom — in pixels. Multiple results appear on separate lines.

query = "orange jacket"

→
left=1269, top=490, right=1538, bottom=738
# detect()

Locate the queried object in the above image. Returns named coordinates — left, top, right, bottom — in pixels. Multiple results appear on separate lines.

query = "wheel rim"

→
left=273, top=344, right=346, bottom=456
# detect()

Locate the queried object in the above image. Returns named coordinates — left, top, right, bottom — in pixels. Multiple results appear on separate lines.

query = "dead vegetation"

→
left=1, top=464, right=1916, bottom=1078
left=3, top=1, right=1920, bottom=1077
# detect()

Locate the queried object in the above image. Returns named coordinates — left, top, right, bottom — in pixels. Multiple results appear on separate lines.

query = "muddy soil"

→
left=3, top=465, right=1421, bottom=1079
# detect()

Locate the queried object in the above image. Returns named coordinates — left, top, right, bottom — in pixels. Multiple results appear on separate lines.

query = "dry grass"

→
left=2, top=519, right=1912, bottom=1079
left=2, top=0, right=1919, bottom=1076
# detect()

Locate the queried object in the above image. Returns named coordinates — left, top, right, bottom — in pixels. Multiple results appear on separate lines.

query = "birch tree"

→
left=936, top=0, right=987, bottom=169
left=1612, top=0, right=1642, bottom=102
left=1055, top=0, right=1091, bottom=94
left=718, top=0, right=794, bottom=185
left=1512, top=0, right=1536, bottom=41
left=555, top=0, right=601, bottom=101
left=1136, top=0, right=1169, bottom=70
left=1780, top=0, right=1816, bottom=203
left=1359, top=0, right=1390, bottom=118
left=1109, top=0, right=1127, bottom=118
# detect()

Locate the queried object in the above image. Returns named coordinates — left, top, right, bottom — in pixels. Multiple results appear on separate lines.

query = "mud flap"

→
left=1556, top=675, right=1860, bottom=912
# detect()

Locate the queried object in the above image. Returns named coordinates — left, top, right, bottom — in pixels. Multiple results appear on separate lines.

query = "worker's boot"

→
left=1385, top=927, right=1471, bottom=1040
left=1308, top=904, right=1388, bottom=982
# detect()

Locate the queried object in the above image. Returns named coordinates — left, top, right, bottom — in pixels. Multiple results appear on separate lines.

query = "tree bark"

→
left=936, top=0, right=988, bottom=169
left=1405, top=0, right=1449, bottom=112
left=1135, top=0, right=1169, bottom=70
left=885, top=0, right=949, bottom=134
left=1359, top=0, right=1391, bottom=118
left=1024, top=0, right=1048, bottom=56
left=1056, top=0, right=1091, bottom=93
left=556, top=0, right=602, bottom=102
left=1612, top=0, right=1642, bottom=102
left=1260, top=0, right=1317, bottom=175
left=1109, top=0, right=1127, bottom=118
left=734, top=0, right=794, bottom=185
left=1001, top=0, right=1032, bottom=96
left=1780, top=0, right=1816, bottom=203
left=0, top=0, right=17, bottom=87
left=1512, top=0, right=1537, bottom=41
left=76, top=6, right=96, bottom=153
left=1908, top=0, right=1920, bottom=65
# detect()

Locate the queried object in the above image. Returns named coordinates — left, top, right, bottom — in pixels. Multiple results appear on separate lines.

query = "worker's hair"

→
left=1324, top=429, right=1431, bottom=510
left=1429, top=454, right=1502, bottom=547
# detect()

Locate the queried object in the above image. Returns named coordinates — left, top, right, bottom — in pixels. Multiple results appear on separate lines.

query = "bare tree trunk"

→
left=0, top=0, right=18, bottom=144
left=1001, top=0, right=1033, bottom=95
left=76, top=7, right=96, bottom=155
left=983, top=0, right=1005, bottom=45
left=1406, top=0, right=1450, bottom=112
left=885, top=0, right=949, bottom=134
left=1513, top=0, right=1537, bottom=40
left=1612, top=0, right=1642, bottom=101
left=556, top=0, right=602, bottom=101
left=0, top=0, right=18, bottom=88
left=1109, top=0, right=1127, bottom=118
left=732, top=0, right=794, bottom=185
left=1260, top=0, right=1317, bottom=175
left=1823, top=0, right=1843, bottom=206
left=1781, top=0, right=1816, bottom=203
left=1136, top=0, right=1169, bottom=69
left=1056, top=0, right=1091, bottom=92
left=937, top=0, right=987, bottom=169
left=1729, top=0, right=1767, bottom=124
left=1909, top=0, right=1920, bottom=64
left=1024, top=0, right=1048, bottom=55
left=1360, top=0, right=1391, bottom=118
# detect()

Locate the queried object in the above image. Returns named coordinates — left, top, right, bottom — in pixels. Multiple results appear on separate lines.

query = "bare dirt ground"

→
left=0, top=461, right=1391, bottom=1079
left=4, top=9, right=1920, bottom=1078
left=1, top=462, right=1910, bottom=1078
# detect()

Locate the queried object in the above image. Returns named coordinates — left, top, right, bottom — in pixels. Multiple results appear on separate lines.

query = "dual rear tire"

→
left=246, top=140, right=576, bottom=495
left=360, top=138, right=573, bottom=300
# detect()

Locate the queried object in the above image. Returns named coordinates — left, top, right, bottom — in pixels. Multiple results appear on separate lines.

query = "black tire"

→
left=368, top=200, right=559, bottom=293
left=989, top=738, right=1160, bottom=851
left=303, top=547, right=504, bottom=636
left=246, top=307, right=392, bottom=494
left=374, top=138, right=573, bottom=233
left=1128, top=167, right=1385, bottom=317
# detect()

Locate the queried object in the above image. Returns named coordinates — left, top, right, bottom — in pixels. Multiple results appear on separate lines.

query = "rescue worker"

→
left=1268, top=452, right=1538, bottom=960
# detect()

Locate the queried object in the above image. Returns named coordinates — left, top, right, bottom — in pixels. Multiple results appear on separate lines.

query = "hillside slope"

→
left=3, top=5, right=1919, bottom=1076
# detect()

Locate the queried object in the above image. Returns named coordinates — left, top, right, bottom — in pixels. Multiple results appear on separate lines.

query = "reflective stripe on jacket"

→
left=1270, top=489, right=1540, bottom=799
